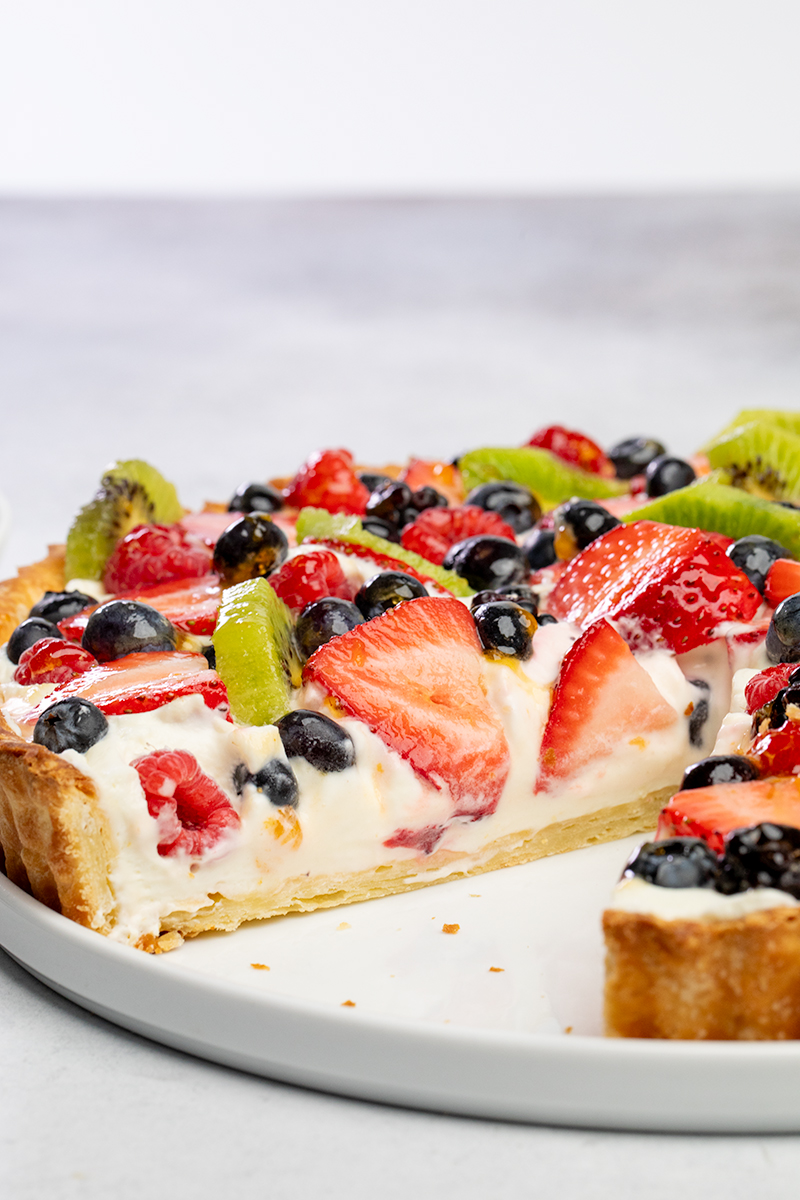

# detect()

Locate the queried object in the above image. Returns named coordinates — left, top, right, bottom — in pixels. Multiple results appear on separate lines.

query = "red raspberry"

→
left=283, top=449, right=369, bottom=515
left=744, top=664, right=798, bottom=714
left=133, top=749, right=241, bottom=858
left=400, top=506, right=517, bottom=565
left=103, top=524, right=213, bottom=593
left=14, top=637, right=98, bottom=685
left=526, top=425, right=614, bottom=477
left=269, top=550, right=351, bottom=612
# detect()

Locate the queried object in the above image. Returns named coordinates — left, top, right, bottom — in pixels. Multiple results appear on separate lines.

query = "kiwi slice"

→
left=65, top=459, right=184, bottom=581
left=703, top=409, right=800, bottom=448
left=294, top=507, right=474, bottom=597
left=704, top=421, right=800, bottom=503
left=458, top=448, right=626, bottom=510
left=626, top=480, right=800, bottom=559
left=213, top=577, right=300, bottom=725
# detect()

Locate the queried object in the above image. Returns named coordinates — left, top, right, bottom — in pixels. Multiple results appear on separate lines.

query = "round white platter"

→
left=2, top=832, right=800, bottom=1133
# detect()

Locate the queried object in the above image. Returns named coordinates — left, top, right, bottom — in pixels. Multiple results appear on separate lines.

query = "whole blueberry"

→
left=680, top=754, right=760, bottom=791
left=471, top=584, right=538, bottom=616
left=442, top=535, right=529, bottom=591
left=33, top=697, right=108, bottom=755
left=472, top=601, right=535, bottom=660
left=766, top=594, right=800, bottom=663
left=357, top=471, right=393, bottom=493
left=355, top=571, right=427, bottom=621
left=607, top=436, right=666, bottom=480
left=7, top=617, right=63, bottom=664
left=521, top=527, right=557, bottom=571
left=29, top=590, right=97, bottom=624
left=82, top=600, right=177, bottom=662
left=365, top=481, right=415, bottom=530
left=228, top=482, right=284, bottom=514
left=213, top=514, right=289, bottom=587
left=295, top=597, right=365, bottom=659
left=233, top=758, right=299, bottom=807
left=361, top=516, right=401, bottom=543
left=411, top=486, right=448, bottom=512
left=644, top=455, right=696, bottom=497
left=623, top=837, right=718, bottom=888
left=721, top=823, right=800, bottom=894
left=277, top=710, right=355, bottom=773
left=727, top=535, right=791, bottom=596
left=465, top=481, right=541, bottom=534
left=552, top=500, right=620, bottom=558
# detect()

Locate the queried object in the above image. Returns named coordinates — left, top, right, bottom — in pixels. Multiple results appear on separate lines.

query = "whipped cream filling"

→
left=608, top=875, right=799, bottom=919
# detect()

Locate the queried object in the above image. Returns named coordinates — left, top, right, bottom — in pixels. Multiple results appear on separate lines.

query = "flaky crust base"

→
left=0, top=546, right=67, bottom=646
left=604, top=906, right=800, bottom=1039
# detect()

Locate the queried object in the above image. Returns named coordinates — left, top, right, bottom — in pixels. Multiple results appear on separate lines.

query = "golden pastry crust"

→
left=604, top=906, right=800, bottom=1039
left=0, top=546, right=67, bottom=646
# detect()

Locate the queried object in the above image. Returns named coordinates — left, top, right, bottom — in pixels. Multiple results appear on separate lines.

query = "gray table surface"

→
left=2, top=196, right=800, bottom=1197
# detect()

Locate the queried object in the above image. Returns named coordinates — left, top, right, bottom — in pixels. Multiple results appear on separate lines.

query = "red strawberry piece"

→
left=744, top=664, right=798, bottom=714
left=400, top=505, right=517, bottom=566
left=537, top=619, right=678, bottom=791
left=21, top=652, right=227, bottom=730
left=304, top=595, right=510, bottom=817
left=133, top=749, right=240, bottom=857
left=548, top=521, right=759, bottom=654
left=309, top=538, right=454, bottom=594
left=398, top=459, right=465, bottom=506
left=525, top=425, right=614, bottom=477
left=179, top=511, right=238, bottom=546
left=103, top=524, right=213, bottom=593
left=748, top=721, right=800, bottom=778
left=657, top=777, right=800, bottom=854
left=283, top=449, right=369, bottom=515
left=14, top=638, right=97, bottom=686
left=269, top=549, right=351, bottom=612
left=765, top=558, right=800, bottom=609
left=59, top=575, right=222, bottom=640
left=384, top=825, right=445, bottom=855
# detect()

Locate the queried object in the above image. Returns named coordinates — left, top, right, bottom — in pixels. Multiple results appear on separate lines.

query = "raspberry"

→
left=744, top=664, right=797, bottom=714
left=14, top=637, right=98, bottom=685
left=400, top=506, right=517, bottom=565
left=282, top=449, right=368, bottom=515
left=133, top=749, right=240, bottom=858
left=269, top=550, right=351, bottom=612
left=103, top=524, right=213, bottom=593
left=526, top=425, right=614, bottom=477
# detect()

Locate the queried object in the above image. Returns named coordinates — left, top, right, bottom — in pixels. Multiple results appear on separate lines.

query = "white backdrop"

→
left=2, top=0, right=800, bottom=194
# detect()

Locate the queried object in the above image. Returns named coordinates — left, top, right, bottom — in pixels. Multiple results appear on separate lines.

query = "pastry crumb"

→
left=251, top=962, right=270, bottom=971
left=489, top=966, right=504, bottom=973
left=469, top=893, right=481, bottom=898
left=564, top=1025, right=573, bottom=1034
left=154, top=931, right=184, bottom=953
left=341, top=999, right=356, bottom=1008
left=442, top=923, right=460, bottom=934
left=337, top=921, right=351, bottom=930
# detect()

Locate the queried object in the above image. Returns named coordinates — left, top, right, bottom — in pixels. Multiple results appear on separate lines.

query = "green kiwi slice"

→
left=705, top=421, right=800, bottom=503
left=458, top=447, right=626, bottom=510
left=213, top=577, right=300, bottom=725
left=626, top=480, right=800, bottom=559
left=294, top=508, right=474, bottom=597
left=703, top=409, right=800, bottom=448
left=65, top=459, right=184, bottom=581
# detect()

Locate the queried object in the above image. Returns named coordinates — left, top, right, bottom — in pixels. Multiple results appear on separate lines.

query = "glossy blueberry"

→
left=521, top=527, right=557, bottom=571
left=277, top=709, right=355, bottom=773
left=233, top=758, right=299, bottom=807
left=361, top=516, right=401, bottom=543
left=212, top=514, right=289, bottom=587
left=355, top=572, right=427, bottom=622
left=82, top=600, right=177, bottom=662
left=552, top=500, right=620, bottom=558
left=536, top=613, right=558, bottom=626
left=686, top=679, right=711, bottom=749
left=228, top=481, right=284, bottom=514
left=766, top=594, right=800, bottom=663
left=471, top=584, right=538, bottom=616
left=623, top=837, right=718, bottom=889
left=7, top=617, right=63, bottom=664
left=29, top=590, right=97, bottom=624
left=472, top=601, right=535, bottom=660
left=680, top=754, right=760, bottom=791
left=365, top=481, right=414, bottom=531
left=411, top=486, right=448, bottom=512
left=608, top=436, right=667, bottom=480
left=767, top=685, right=800, bottom=728
left=442, top=535, right=529, bottom=591
left=295, top=597, right=365, bottom=659
left=357, top=471, right=393, bottom=493
left=644, top=455, right=696, bottom=498
left=33, top=697, right=108, bottom=755
left=201, top=644, right=216, bottom=670
left=721, top=823, right=800, bottom=895
left=727, top=534, right=791, bottom=596
left=465, top=481, right=541, bottom=534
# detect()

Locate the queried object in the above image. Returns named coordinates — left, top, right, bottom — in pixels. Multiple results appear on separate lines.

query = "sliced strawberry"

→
left=14, top=638, right=97, bottom=685
left=269, top=549, right=352, bottom=612
left=744, top=664, right=798, bottom=714
left=384, top=825, right=445, bottom=855
left=179, top=510, right=237, bottom=546
left=398, top=459, right=465, bottom=506
left=22, top=652, right=227, bottom=729
left=400, top=505, right=517, bottom=565
left=765, top=558, right=800, bottom=608
left=134, top=749, right=240, bottom=857
left=657, top=777, right=800, bottom=854
left=537, top=619, right=678, bottom=791
left=547, top=521, right=759, bottom=653
left=309, top=538, right=454, bottom=594
left=283, top=449, right=368, bottom=515
left=304, top=595, right=509, bottom=817
left=525, top=425, right=614, bottom=477
left=103, top=524, right=213, bottom=593
left=59, top=575, right=222, bottom=640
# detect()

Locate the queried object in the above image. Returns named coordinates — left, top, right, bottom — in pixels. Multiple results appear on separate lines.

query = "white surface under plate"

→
left=2, top=832, right=800, bottom=1133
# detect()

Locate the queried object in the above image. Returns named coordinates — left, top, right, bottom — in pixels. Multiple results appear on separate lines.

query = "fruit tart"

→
left=0, top=412, right=798, bottom=1007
